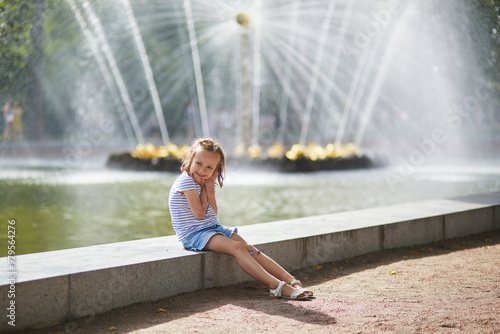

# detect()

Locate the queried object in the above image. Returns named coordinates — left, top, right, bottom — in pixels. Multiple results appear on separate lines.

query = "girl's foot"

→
left=290, top=279, right=313, bottom=296
left=270, top=281, right=309, bottom=300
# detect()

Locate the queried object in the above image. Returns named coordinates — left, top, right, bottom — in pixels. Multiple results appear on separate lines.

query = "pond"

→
left=1, top=157, right=499, bottom=256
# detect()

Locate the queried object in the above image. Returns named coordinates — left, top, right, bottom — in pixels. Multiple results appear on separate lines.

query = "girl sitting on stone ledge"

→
left=168, top=138, right=313, bottom=300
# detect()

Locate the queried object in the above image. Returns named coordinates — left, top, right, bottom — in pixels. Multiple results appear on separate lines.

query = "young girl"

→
left=168, top=138, right=313, bottom=300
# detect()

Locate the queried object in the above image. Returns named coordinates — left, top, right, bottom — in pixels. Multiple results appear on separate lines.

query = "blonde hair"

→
left=181, top=138, right=226, bottom=187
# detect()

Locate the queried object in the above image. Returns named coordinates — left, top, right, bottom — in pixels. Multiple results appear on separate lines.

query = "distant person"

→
left=2, top=98, right=14, bottom=141
left=168, top=138, right=313, bottom=300
left=12, top=101, right=24, bottom=141
left=0, top=101, right=4, bottom=136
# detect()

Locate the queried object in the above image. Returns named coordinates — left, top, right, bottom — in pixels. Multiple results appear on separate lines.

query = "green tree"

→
left=0, top=0, right=32, bottom=101
left=0, top=0, right=46, bottom=140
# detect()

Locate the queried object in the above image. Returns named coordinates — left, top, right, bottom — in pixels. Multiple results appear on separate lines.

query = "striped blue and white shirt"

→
left=168, top=171, right=219, bottom=242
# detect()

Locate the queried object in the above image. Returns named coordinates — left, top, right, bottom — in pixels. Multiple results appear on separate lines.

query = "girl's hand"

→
left=206, top=172, right=217, bottom=187
left=190, top=172, right=205, bottom=186
left=190, top=171, right=216, bottom=188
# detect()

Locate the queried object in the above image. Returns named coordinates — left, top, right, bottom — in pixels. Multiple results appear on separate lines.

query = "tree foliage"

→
left=0, top=0, right=499, bottom=140
left=0, top=0, right=32, bottom=100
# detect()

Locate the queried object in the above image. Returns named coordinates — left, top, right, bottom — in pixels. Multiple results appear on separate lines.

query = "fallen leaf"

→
left=158, top=308, right=166, bottom=312
left=108, top=326, right=118, bottom=331
left=362, top=259, right=368, bottom=263
left=411, top=250, right=420, bottom=256
left=388, top=271, right=397, bottom=275
left=402, top=256, right=409, bottom=259
left=316, top=265, right=323, bottom=270
left=262, top=286, right=268, bottom=289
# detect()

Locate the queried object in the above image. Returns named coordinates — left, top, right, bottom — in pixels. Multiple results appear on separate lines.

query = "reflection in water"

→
left=1, top=161, right=499, bottom=255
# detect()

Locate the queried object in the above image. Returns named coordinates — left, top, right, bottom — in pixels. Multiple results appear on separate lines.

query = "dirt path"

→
left=25, top=229, right=500, bottom=334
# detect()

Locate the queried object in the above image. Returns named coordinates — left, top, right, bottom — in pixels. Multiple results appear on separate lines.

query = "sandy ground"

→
left=23, top=229, right=499, bottom=334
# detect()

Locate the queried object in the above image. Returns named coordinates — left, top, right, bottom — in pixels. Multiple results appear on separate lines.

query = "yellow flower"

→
left=285, top=144, right=305, bottom=160
left=266, top=143, right=286, bottom=159
left=248, top=145, right=262, bottom=158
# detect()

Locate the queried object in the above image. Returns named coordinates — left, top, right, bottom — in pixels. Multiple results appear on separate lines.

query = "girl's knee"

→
left=230, top=241, right=248, bottom=254
left=246, top=244, right=261, bottom=257
left=229, top=240, right=260, bottom=257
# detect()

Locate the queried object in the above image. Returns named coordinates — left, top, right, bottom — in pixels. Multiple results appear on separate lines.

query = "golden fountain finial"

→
left=236, top=13, right=250, bottom=27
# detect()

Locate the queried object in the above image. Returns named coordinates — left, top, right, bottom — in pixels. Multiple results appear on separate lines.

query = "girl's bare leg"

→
left=229, top=233, right=312, bottom=293
left=229, top=233, right=296, bottom=283
left=203, top=234, right=301, bottom=298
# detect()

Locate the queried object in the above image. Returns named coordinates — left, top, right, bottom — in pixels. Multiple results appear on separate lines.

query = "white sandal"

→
left=290, top=279, right=314, bottom=296
left=270, top=281, right=309, bottom=300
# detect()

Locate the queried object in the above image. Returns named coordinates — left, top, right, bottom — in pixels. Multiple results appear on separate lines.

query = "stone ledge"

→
left=1, top=191, right=499, bottom=332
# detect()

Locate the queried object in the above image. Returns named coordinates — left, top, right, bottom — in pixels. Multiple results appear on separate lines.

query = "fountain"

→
left=28, top=0, right=491, bottom=173
left=3, top=0, right=498, bottom=161
left=104, top=0, right=406, bottom=172
left=2, top=1, right=498, bottom=152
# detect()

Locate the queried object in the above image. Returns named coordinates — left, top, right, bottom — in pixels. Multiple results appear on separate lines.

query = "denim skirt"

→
left=182, top=224, right=238, bottom=251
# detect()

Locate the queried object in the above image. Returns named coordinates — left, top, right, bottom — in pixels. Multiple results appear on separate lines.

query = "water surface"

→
left=1, top=158, right=499, bottom=255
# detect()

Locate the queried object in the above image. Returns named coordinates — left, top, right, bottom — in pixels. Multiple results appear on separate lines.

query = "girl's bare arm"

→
left=184, top=170, right=219, bottom=219
left=184, top=189, right=208, bottom=219
left=205, top=183, right=217, bottom=215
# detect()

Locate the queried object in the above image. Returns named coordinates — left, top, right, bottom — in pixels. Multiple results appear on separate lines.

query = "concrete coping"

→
left=1, top=191, right=499, bottom=332
left=3, top=190, right=499, bottom=286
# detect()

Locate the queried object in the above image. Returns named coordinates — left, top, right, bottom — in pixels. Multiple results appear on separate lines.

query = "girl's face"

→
left=189, top=148, right=220, bottom=181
